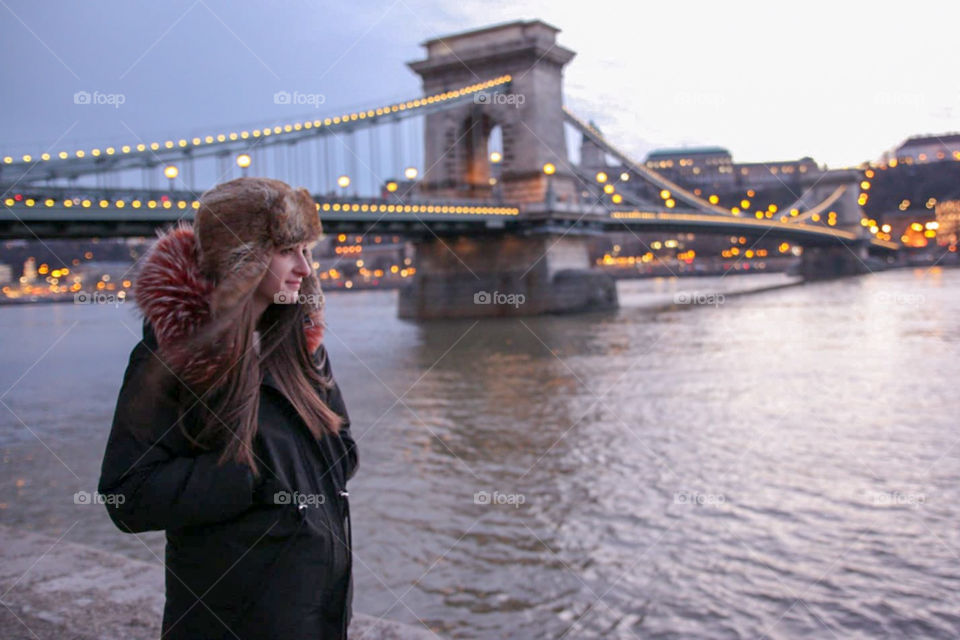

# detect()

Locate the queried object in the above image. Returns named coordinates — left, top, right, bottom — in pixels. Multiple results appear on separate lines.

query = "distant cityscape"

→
left=586, top=130, right=959, bottom=274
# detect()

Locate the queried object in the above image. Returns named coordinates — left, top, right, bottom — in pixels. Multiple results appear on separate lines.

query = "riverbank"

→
left=0, top=525, right=438, bottom=640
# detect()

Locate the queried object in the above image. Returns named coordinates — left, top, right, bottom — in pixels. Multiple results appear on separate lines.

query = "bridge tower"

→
left=407, top=20, right=578, bottom=204
left=799, top=169, right=871, bottom=279
left=398, top=20, right=618, bottom=319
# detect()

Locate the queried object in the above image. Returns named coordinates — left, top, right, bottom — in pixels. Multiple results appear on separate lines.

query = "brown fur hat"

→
left=194, top=177, right=324, bottom=323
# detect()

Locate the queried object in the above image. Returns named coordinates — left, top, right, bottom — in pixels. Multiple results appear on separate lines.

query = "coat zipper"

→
left=304, top=421, right=353, bottom=638
left=266, top=383, right=353, bottom=637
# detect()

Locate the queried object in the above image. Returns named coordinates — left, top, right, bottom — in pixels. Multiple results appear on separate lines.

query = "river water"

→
left=1, top=269, right=958, bottom=639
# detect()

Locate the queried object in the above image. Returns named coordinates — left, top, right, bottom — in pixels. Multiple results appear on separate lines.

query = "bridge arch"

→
left=458, top=109, right=500, bottom=198
left=408, top=20, right=577, bottom=204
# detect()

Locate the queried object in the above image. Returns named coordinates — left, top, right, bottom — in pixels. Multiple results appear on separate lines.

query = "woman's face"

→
left=255, top=241, right=313, bottom=306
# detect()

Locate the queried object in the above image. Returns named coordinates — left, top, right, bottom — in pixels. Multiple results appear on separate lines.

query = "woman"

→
left=97, top=177, right=358, bottom=639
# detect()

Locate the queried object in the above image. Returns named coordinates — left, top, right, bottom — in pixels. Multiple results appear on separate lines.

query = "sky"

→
left=1, top=0, right=958, bottom=169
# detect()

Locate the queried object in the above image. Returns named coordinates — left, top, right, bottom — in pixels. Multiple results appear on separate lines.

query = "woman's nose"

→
left=293, top=251, right=311, bottom=276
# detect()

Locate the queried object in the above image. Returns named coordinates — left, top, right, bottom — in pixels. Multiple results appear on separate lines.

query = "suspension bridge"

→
left=0, top=20, right=898, bottom=318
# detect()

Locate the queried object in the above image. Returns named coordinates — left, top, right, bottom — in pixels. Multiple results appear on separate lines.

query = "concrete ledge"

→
left=0, top=525, right=437, bottom=640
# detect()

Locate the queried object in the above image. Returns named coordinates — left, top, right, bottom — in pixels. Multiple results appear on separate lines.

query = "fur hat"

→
left=133, top=177, right=326, bottom=389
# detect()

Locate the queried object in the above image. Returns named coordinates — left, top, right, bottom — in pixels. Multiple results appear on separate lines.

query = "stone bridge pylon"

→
left=399, top=20, right=618, bottom=319
left=408, top=20, right=578, bottom=204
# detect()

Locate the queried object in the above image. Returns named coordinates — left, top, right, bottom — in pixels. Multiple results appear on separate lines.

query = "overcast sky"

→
left=2, top=0, right=957, bottom=169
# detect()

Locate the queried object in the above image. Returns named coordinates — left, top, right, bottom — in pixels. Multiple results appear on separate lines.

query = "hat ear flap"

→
left=209, top=247, right=270, bottom=319
left=304, top=307, right=324, bottom=357
left=301, top=278, right=325, bottom=356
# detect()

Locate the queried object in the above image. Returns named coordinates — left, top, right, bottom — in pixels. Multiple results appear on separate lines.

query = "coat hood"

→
left=133, top=221, right=325, bottom=389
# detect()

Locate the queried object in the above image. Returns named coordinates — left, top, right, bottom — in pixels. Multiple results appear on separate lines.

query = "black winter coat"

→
left=98, top=320, right=358, bottom=639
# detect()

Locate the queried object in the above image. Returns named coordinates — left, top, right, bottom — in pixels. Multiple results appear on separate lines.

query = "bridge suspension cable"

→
left=778, top=184, right=849, bottom=223
left=563, top=107, right=732, bottom=216
left=565, top=107, right=862, bottom=227
left=1, top=76, right=514, bottom=186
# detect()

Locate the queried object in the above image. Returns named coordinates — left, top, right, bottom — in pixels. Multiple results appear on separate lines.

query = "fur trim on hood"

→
left=133, top=220, right=325, bottom=389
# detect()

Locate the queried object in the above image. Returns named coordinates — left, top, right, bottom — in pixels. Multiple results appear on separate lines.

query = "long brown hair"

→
left=180, top=294, right=343, bottom=479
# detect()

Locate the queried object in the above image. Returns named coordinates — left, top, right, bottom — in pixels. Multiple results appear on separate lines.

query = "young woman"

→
left=98, top=177, right=358, bottom=639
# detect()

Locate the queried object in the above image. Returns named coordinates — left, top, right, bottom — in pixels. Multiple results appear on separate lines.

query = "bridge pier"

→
left=398, top=233, right=618, bottom=319
left=799, top=242, right=871, bottom=280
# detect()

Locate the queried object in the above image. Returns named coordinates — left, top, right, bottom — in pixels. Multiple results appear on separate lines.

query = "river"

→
left=1, top=269, right=958, bottom=639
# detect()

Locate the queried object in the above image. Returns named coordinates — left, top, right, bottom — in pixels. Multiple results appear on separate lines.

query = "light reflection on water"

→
left=1, top=269, right=958, bottom=638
